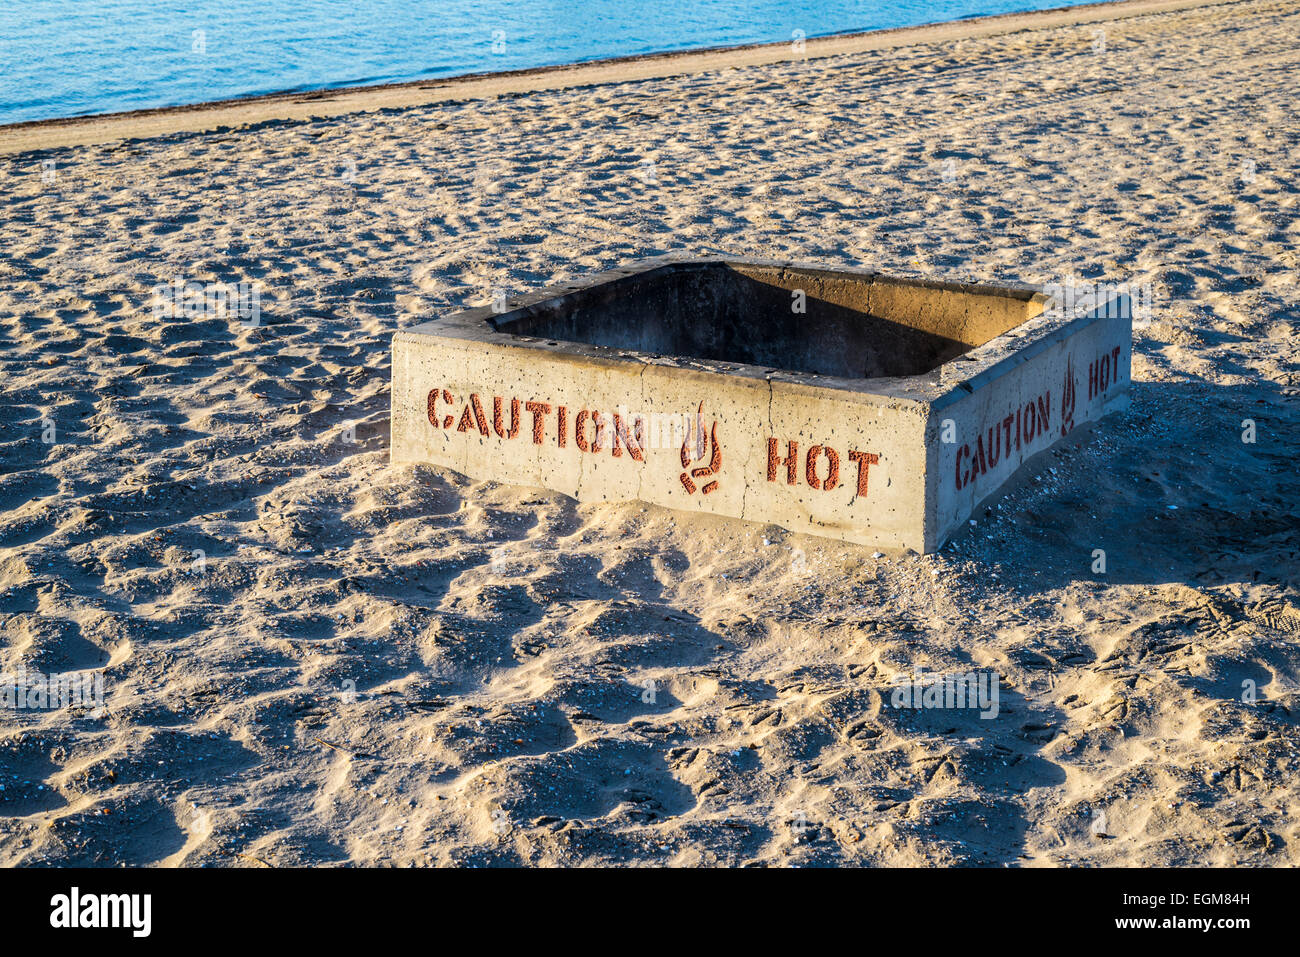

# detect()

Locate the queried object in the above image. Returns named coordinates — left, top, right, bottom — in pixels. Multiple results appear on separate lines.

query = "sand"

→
left=0, top=0, right=1297, bottom=867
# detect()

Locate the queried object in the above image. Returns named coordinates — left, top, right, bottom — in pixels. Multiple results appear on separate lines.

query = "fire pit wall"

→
left=391, top=257, right=1131, bottom=552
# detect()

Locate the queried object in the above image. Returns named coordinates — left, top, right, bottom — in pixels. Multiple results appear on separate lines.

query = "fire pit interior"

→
left=491, top=260, right=1047, bottom=379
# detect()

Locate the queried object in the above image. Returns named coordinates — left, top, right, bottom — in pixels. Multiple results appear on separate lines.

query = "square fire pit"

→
left=391, top=256, right=1131, bottom=552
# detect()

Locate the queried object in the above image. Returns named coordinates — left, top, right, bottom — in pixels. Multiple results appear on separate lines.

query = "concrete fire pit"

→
left=391, top=256, right=1131, bottom=552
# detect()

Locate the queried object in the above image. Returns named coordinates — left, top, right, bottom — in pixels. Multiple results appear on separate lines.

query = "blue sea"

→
left=0, top=1, right=1106, bottom=126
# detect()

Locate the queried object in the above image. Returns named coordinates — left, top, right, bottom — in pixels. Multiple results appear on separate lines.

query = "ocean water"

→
left=0, top=0, right=1105, bottom=126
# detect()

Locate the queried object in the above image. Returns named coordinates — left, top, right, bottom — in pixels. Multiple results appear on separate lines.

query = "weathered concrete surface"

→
left=927, top=298, right=1133, bottom=549
left=391, top=256, right=1131, bottom=551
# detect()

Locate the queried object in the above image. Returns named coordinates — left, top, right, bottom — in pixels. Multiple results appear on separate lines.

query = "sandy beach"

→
left=1, top=0, right=1297, bottom=867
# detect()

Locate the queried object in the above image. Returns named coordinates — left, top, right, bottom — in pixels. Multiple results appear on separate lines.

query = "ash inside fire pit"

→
left=491, top=260, right=1045, bottom=379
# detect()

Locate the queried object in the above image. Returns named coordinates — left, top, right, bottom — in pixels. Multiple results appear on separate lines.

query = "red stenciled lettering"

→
left=526, top=401, right=551, bottom=444
left=849, top=450, right=879, bottom=497
left=805, top=445, right=839, bottom=491
left=1090, top=346, right=1125, bottom=400
left=435, top=387, right=654, bottom=471
left=456, top=406, right=474, bottom=433
left=955, top=444, right=969, bottom=490
left=493, top=396, right=521, bottom=439
left=1036, top=392, right=1051, bottom=432
left=575, top=409, right=592, bottom=452
left=985, top=425, right=1001, bottom=467
left=824, top=447, right=840, bottom=490
left=427, top=389, right=456, bottom=428
left=612, top=414, right=644, bottom=461
left=466, top=394, right=489, bottom=435
left=766, top=439, right=798, bottom=485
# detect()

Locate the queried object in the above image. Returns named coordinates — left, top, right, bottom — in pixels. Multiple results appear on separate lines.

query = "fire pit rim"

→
left=401, top=254, right=1119, bottom=407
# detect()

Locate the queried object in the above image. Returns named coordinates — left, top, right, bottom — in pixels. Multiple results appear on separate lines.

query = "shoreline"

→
left=0, top=0, right=1233, bottom=156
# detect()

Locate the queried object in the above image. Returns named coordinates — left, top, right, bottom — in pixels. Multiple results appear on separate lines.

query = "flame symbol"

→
left=1061, top=356, right=1077, bottom=436
left=680, top=402, right=721, bottom=495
